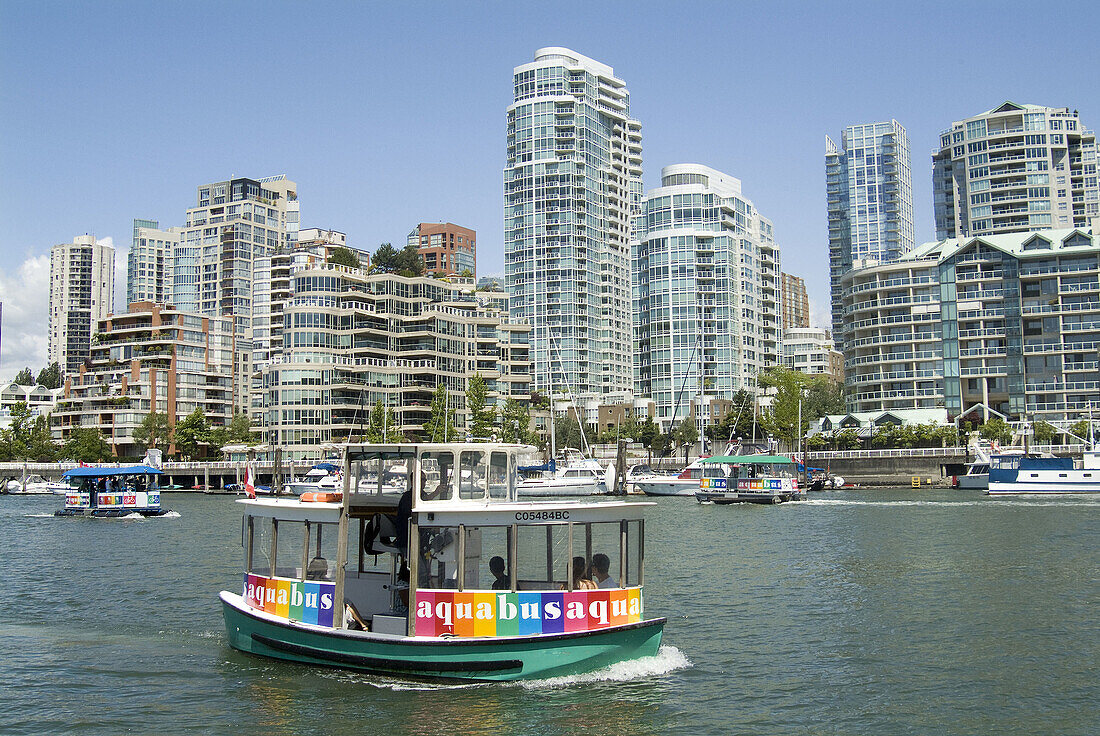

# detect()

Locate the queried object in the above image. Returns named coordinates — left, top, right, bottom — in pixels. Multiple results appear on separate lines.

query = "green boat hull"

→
left=221, top=592, right=664, bottom=682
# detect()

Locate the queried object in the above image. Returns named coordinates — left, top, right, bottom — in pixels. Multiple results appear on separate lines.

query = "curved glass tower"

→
left=505, top=48, right=642, bottom=400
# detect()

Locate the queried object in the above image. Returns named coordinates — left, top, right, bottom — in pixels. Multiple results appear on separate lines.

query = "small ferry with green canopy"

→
left=693, top=455, right=804, bottom=504
left=219, top=442, right=665, bottom=681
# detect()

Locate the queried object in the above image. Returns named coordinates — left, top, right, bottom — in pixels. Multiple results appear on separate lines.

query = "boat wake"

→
left=800, top=498, right=1100, bottom=508
left=519, top=644, right=692, bottom=689
left=348, top=645, right=692, bottom=691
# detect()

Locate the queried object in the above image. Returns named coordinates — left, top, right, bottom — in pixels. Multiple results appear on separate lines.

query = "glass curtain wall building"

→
left=127, top=219, right=179, bottom=307
left=505, top=47, right=642, bottom=401
left=826, top=120, right=914, bottom=350
left=933, top=102, right=1098, bottom=240
left=633, top=164, right=780, bottom=431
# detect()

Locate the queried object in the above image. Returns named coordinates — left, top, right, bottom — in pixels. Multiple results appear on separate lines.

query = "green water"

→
left=1, top=490, right=1096, bottom=735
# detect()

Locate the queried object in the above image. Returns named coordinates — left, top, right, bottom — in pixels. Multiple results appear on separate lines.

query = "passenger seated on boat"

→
left=306, top=556, right=328, bottom=580
left=344, top=600, right=369, bottom=631
left=589, top=553, right=618, bottom=589
left=561, top=556, right=597, bottom=590
left=490, top=555, right=508, bottom=590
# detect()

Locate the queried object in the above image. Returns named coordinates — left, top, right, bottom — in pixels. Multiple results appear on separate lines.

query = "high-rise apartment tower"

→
left=933, top=102, right=1098, bottom=240
left=505, top=48, right=642, bottom=400
left=48, top=235, right=114, bottom=375
left=826, top=120, right=914, bottom=349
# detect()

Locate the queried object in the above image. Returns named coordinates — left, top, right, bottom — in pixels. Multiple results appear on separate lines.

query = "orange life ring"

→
left=300, top=491, right=342, bottom=503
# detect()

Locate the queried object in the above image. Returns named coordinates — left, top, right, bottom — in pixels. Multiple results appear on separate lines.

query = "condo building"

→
left=253, top=267, right=531, bottom=460
left=781, top=328, right=843, bottom=382
left=933, top=102, right=1098, bottom=240
left=633, top=164, right=780, bottom=430
left=252, top=228, right=367, bottom=369
left=780, top=272, right=810, bottom=329
left=127, top=219, right=179, bottom=306
left=505, top=47, right=642, bottom=401
left=408, top=222, right=476, bottom=276
left=48, top=235, right=115, bottom=375
left=51, top=303, right=234, bottom=457
left=841, top=227, right=1099, bottom=423
left=826, top=120, right=914, bottom=349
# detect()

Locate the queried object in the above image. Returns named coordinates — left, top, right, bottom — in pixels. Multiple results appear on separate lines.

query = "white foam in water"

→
left=519, top=644, right=692, bottom=689
left=338, top=644, right=692, bottom=691
left=800, top=498, right=1100, bottom=508
left=26, top=513, right=55, bottom=518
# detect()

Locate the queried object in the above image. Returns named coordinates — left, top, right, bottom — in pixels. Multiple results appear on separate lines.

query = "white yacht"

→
left=517, top=450, right=608, bottom=497
left=633, top=457, right=723, bottom=497
left=6, top=474, right=72, bottom=494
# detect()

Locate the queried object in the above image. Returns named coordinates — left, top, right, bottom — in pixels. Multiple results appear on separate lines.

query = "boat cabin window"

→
left=489, top=451, right=510, bottom=500
left=419, top=450, right=454, bottom=502
left=245, top=516, right=338, bottom=582
left=418, top=525, right=459, bottom=589
left=349, top=456, right=408, bottom=497
left=458, top=450, right=488, bottom=499
left=415, top=519, right=642, bottom=593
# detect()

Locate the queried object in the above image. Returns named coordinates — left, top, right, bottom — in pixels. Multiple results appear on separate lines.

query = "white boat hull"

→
left=517, top=479, right=607, bottom=497
left=634, top=479, right=698, bottom=496
left=955, top=473, right=988, bottom=490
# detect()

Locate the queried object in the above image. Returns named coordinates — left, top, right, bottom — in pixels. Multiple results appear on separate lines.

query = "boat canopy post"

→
left=334, top=448, right=351, bottom=629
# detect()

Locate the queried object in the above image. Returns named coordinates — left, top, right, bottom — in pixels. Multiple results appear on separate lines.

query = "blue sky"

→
left=1, top=0, right=1097, bottom=376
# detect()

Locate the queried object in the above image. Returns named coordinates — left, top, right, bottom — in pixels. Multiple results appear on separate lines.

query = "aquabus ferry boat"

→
left=219, top=442, right=664, bottom=681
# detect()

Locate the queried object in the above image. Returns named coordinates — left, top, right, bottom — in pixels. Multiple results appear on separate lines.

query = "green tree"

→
left=226, top=411, right=259, bottom=445
left=396, top=243, right=424, bottom=276
left=327, top=246, right=361, bottom=269
left=836, top=427, right=861, bottom=450
left=132, top=411, right=171, bottom=451
left=35, top=362, right=63, bottom=389
left=421, top=384, right=457, bottom=442
left=465, top=373, right=497, bottom=439
left=0, top=402, right=58, bottom=461
left=1069, top=419, right=1096, bottom=443
left=501, top=398, right=532, bottom=443
left=760, top=367, right=810, bottom=449
left=13, top=367, right=34, bottom=385
left=671, top=418, right=699, bottom=462
left=1032, top=420, right=1057, bottom=445
left=371, top=242, right=424, bottom=277
left=365, top=401, right=405, bottom=443
left=978, top=417, right=1013, bottom=445
left=371, top=242, right=399, bottom=272
left=649, top=432, right=671, bottom=459
left=802, top=376, right=845, bottom=419
left=173, top=408, right=211, bottom=459
left=553, top=415, right=584, bottom=452
left=62, top=428, right=112, bottom=462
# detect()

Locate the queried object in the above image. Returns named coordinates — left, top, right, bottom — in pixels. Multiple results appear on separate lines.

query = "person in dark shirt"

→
left=489, top=555, right=509, bottom=590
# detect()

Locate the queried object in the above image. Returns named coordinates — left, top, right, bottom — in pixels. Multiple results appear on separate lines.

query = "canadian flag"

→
left=244, top=463, right=256, bottom=499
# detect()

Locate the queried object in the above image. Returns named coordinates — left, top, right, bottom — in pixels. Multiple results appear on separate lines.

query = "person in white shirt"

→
left=590, top=553, right=618, bottom=589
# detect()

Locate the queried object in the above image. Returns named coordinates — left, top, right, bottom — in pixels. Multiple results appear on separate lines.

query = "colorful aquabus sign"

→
left=414, top=588, right=643, bottom=637
left=244, top=574, right=335, bottom=627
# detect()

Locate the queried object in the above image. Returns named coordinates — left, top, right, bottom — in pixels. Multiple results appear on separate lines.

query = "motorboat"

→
left=6, top=474, right=72, bottom=494
left=517, top=449, right=608, bottom=497
left=219, top=441, right=664, bottom=681
left=694, top=454, right=804, bottom=504
left=281, top=463, right=344, bottom=495
left=987, top=448, right=1100, bottom=495
left=633, top=457, right=722, bottom=497
left=55, top=465, right=171, bottom=517
left=954, top=445, right=992, bottom=490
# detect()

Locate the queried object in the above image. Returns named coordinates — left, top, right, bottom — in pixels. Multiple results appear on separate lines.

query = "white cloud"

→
left=0, top=253, right=50, bottom=378
left=0, top=236, right=123, bottom=380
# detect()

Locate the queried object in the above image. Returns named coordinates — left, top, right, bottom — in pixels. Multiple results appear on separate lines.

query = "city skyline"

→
left=2, top=1, right=1098, bottom=376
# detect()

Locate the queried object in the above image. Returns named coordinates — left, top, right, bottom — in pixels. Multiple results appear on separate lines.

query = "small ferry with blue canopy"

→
left=219, top=442, right=665, bottom=681
left=55, top=465, right=169, bottom=517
